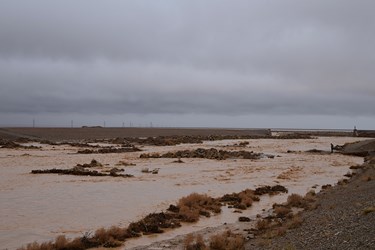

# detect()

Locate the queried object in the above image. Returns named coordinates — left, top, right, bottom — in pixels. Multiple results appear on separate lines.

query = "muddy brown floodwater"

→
left=0, top=137, right=368, bottom=250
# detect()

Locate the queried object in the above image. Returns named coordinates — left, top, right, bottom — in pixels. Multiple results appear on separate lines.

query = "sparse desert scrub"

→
left=273, top=205, right=292, bottom=218
left=220, top=188, right=265, bottom=210
left=256, top=219, right=272, bottom=231
left=286, top=194, right=305, bottom=208
left=209, top=230, right=245, bottom=250
left=177, top=193, right=221, bottom=222
left=285, top=192, right=316, bottom=210
left=285, top=214, right=304, bottom=229
left=184, top=234, right=207, bottom=250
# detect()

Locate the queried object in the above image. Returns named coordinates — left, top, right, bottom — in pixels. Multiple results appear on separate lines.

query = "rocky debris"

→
left=141, top=168, right=160, bottom=174
left=31, top=159, right=134, bottom=178
left=130, top=135, right=204, bottom=146
left=115, top=161, right=136, bottom=166
left=254, top=185, right=289, bottom=195
left=76, top=159, right=102, bottom=168
left=239, top=216, right=251, bottom=222
left=172, top=158, right=184, bottom=163
left=140, top=148, right=273, bottom=160
left=31, top=167, right=109, bottom=176
left=128, top=212, right=182, bottom=235
left=232, top=141, right=250, bottom=147
left=77, top=146, right=141, bottom=154
left=220, top=189, right=260, bottom=210
left=31, top=167, right=133, bottom=177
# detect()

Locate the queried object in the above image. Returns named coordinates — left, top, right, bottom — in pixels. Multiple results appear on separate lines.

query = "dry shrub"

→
left=274, top=226, right=287, bottom=236
left=363, top=206, right=375, bottom=215
left=177, top=193, right=221, bottom=222
left=102, top=237, right=122, bottom=247
left=106, top=226, right=128, bottom=241
left=184, top=234, right=207, bottom=250
left=362, top=176, right=372, bottom=182
left=179, top=205, right=200, bottom=222
left=94, top=226, right=128, bottom=244
left=95, top=228, right=109, bottom=244
left=54, top=235, right=68, bottom=249
left=238, top=192, right=253, bottom=208
left=287, top=194, right=306, bottom=208
left=178, top=193, right=212, bottom=208
left=286, top=214, right=304, bottom=229
left=256, top=219, right=271, bottom=231
left=274, top=206, right=292, bottom=218
left=17, top=242, right=53, bottom=250
left=209, top=230, right=245, bottom=250
left=64, top=237, right=85, bottom=250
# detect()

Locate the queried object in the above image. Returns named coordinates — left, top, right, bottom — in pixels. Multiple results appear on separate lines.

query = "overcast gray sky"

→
left=0, top=0, right=374, bottom=129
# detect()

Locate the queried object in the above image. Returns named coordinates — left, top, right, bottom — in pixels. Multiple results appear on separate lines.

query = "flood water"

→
left=0, top=137, right=367, bottom=249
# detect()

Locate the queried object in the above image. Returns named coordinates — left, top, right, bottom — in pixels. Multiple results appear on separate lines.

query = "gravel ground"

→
left=248, top=163, right=375, bottom=250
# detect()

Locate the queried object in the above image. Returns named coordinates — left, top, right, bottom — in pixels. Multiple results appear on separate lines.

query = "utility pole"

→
left=33, top=119, right=35, bottom=128
left=103, top=121, right=106, bottom=128
left=122, top=122, right=124, bottom=128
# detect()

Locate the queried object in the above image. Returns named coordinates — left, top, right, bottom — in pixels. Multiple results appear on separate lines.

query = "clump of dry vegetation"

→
left=362, top=206, right=375, bottom=215
left=209, top=230, right=245, bottom=250
left=185, top=234, right=207, bottom=250
left=254, top=185, right=288, bottom=195
left=285, top=191, right=316, bottom=210
left=184, top=231, right=245, bottom=250
left=177, top=193, right=222, bottom=222
left=220, top=189, right=260, bottom=210
left=251, top=191, right=316, bottom=242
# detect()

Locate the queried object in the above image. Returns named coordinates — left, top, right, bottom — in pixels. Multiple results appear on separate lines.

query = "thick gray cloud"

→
left=0, top=0, right=374, bottom=128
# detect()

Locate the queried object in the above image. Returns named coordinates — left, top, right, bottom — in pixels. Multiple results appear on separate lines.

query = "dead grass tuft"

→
left=184, top=234, right=207, bottom=250
left=177, top=193, right=221, bottom=222
left=286, top=194, right=305, bottom=208
left=285, top=214, right=304, bottom=229
left=274, top=206, right=292, bottom=218
left=209, top=230, right=245, bottom=250
left=363, top=206, right=375, bottom=215
left=256, top=219, right=271, bottom=231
